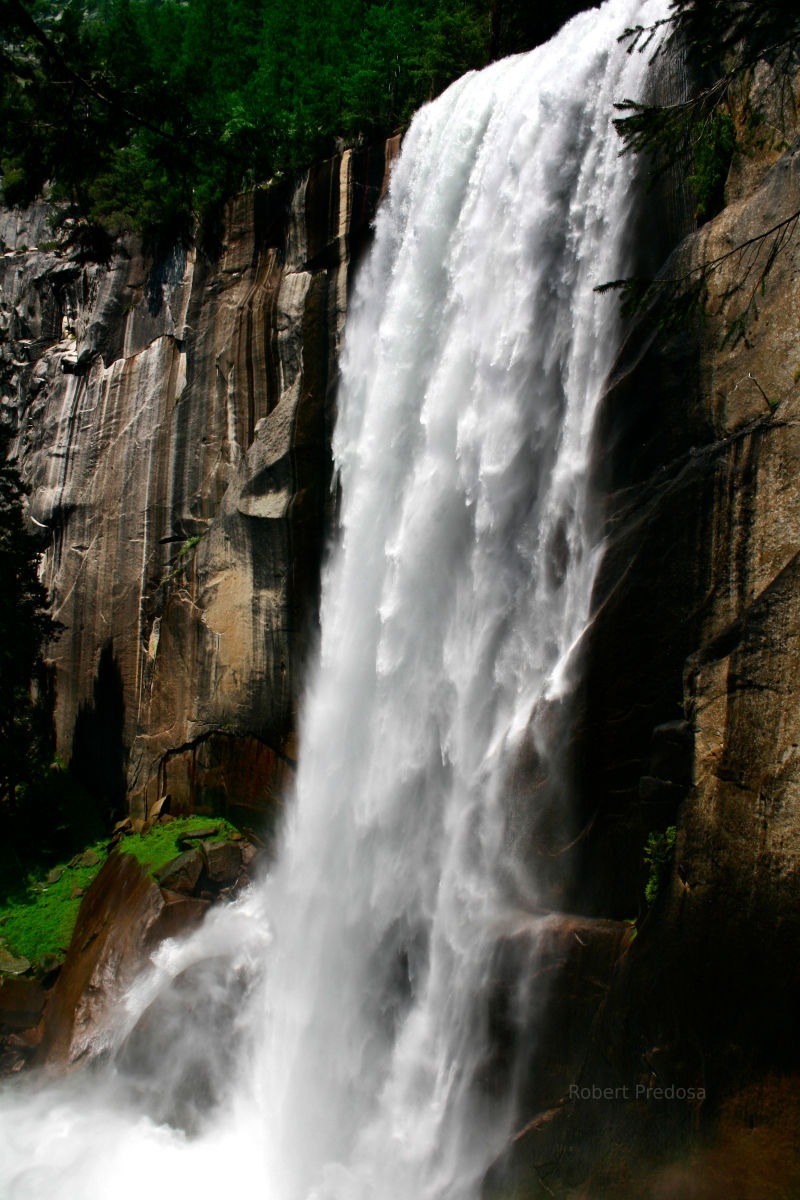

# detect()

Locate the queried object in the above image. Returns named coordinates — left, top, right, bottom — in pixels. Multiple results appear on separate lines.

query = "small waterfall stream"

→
left=0, top=2, right=663, bottom=1195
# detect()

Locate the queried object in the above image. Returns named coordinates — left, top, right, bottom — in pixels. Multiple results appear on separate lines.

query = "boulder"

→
left=201, top=840, right=241, bottom=887
left=79, top=848, right=101, bottom=868
left=0, top=946, right=31, bottom=976
left=146, top=890, right=211, bottom=946
left=153, top=849, right=203, bottom=894
left=176, top=826, right=220, bottom=849
left=147, top=793, right=171, bottom=822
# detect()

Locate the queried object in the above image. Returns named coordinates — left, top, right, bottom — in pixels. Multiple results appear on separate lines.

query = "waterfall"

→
left=0, top=2, right=663, bottom=1196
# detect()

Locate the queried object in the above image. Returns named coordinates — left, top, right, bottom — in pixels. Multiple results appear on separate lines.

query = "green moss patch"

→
left=0, top=817, right=241, bottom=968
left=120, top=817, right=240, bottom=875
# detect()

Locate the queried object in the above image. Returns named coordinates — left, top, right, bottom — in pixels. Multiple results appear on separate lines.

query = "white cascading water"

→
left=0, top=2, right=663, bottom=1196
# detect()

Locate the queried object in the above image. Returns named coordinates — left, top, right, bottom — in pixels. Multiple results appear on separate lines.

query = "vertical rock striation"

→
left=0, top=139, right=400, bottom=824
left=500, top=107, right=800, bottom=1198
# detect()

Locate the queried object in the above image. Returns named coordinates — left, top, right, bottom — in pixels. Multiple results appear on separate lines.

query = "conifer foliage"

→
left=0, top=0, right=589, bottom=254
left=600, top=0, right=800, bottom=336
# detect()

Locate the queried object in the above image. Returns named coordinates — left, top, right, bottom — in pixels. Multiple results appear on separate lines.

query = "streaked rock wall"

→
left=0, top=138, right=400, bottom=824
left=498, top=104, right=800, bottom=1200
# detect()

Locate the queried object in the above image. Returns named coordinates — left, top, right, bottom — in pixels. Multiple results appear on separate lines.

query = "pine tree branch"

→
left=2, top=0, right=163, bottom=136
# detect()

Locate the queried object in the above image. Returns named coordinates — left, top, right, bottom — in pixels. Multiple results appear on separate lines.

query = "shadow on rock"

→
left=71, top=642, right=127, bottom=824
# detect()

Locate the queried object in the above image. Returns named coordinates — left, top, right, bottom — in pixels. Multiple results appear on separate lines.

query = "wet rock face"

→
left=567, top=134, right=800, bottom=918
left=37, top=851, right=166, bottom=1065
left=25, top=829, right=257, bottom=1070
left=1, top=139, right=400, bottom=820
left=499, top=121, right=800, bottom=1197
left=0, top=977, right=48, bottom=1074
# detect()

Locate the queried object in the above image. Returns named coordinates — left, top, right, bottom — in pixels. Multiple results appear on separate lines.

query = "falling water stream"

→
left=0, top=2, right=663, bottom=1195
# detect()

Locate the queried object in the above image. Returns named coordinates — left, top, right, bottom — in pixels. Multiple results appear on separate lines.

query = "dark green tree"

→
left=0, top=0, right=593, bottom=254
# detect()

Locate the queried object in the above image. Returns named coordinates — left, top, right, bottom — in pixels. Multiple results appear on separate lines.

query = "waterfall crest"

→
left=0, top=2, right=664, bottom=1196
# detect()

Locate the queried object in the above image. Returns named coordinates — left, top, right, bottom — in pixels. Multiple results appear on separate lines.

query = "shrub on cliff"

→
left=643, top=825, right=677, bottom=905
left=599, top=0, right=800, bottom=337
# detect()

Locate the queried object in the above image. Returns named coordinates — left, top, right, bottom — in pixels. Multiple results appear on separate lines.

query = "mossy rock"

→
left=0, top=816, right=242, bottom=968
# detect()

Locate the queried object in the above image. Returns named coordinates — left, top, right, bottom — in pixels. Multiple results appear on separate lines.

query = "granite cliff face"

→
left=497, top=116, right=800, bottom=1200
left=0, top=139, right=399, bottom=826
